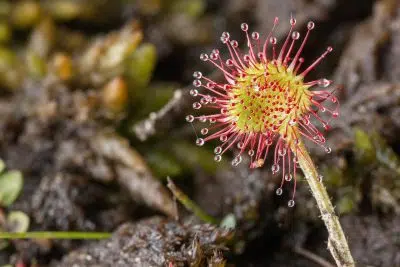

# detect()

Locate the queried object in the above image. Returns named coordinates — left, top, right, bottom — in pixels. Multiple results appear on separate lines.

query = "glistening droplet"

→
left=185, top=115, right=194, bottom=122
left=241, top=23, right=248, bottom=31
left=214, top=155, right=222, bottom=162
left=193, top=71, right=202, bottom=79
left=193, top=102, right=201, bottom=109
left=196, top=138, right=205, bottom=146
left=285, top=174, right=293, bottom=181
left=214, top=146, right=222, bottom=154
left=276, top=188, right=283, bottom=196
left=201, top=128, right=209, bottom=135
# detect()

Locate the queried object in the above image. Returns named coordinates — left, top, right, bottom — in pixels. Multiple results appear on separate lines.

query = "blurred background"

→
left=0, top=0, right=399, bottom=266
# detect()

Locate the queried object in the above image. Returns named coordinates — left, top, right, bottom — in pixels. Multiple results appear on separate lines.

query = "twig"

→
left=133, top=90, right=183, bottom=141
left=293, top=246, right=335, bottom=267
left=167, top=177, right=218, bottom=224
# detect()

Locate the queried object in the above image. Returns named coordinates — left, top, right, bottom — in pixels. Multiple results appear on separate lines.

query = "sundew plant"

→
left=186, top=17, right=355, bottom=267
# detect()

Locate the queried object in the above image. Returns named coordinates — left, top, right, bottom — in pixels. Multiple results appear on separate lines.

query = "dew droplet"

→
left=288, top=200, right=295, bottom=207
left=276, top=188, right=283, bottom=196
left=265, top=138, right=273, bottom=146
left=332, top=111, right=339, bottom=118
left=193, top=79, right=202, bottom=87
left=325, top=146, right=332, bottom=153
left=270, top=37, right=277, bottom=44
left=327, top=46, right=333, bottom=52
left=212, top=49, right=220, bottom=55
left=185, top=115, right=194, bottom=122
left=209, top=118, right=216, bottom=123
left=199, top=97, right=207, bottom=105
left=214, top=146, right=222, bottom=154
left=248, top=149, right=255, bottom=156
left=201, top=128, right=209, bottom=135
left=221, top=32, right=230, bottom=39
left=210, top=52, right=218, bottom=60
left=318, top=78, right=331, bottom=88
left=278, top=148, right=287, bottom=157
left=193, top=102, right=202, bottom=109
left=196, top=138, right=205, bottom=146
left=220, top=108, right=227, bottom=114
left=207, top=82, right=215, bottom=89
left=190, top=89, right=198, bottom=96
left=200, top=53, right=209, bottom=61
left=251, top=32, right=259, bottom=40
left=199, top=116, right=207, bottom=122
left=226, top=59, right=234, bottom=66
left=193, top=71, right=202, bottom=79
left=290, top=17, right=296, bottom=25
left=271, top=164, right=280, bottom=174
left=284, top=174, right=293, bottom=181
left=231, top=155, right=242, bottom=166
left=237, top=142, right=244, bottom=149
left=220, top=135, right=228, bottom=142
left=318, top=174, right=323, bottom=182
left=241, top=23, right=248, bottom=31
left=214, top=155, right=222, bottom=162
left=230, top=40, right=238, bottom=47
left=291, top=31, right=300, bottom=40
left=307, top=21, right=315, bottom=30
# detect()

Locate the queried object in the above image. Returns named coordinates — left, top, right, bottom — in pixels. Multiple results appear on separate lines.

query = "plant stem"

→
left=167, top=177, right=218, bottom=224
left=0, top=231, right=111, bottom=239
left=295, top=142, right=355, bottom=267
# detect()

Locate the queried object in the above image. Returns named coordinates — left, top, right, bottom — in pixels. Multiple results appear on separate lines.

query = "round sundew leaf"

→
left=6, top=211, right=30, bottom=233
left=0, top=170, right=23, bottom=207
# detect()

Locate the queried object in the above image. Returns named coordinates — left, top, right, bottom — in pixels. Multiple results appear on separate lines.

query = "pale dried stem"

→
left=294, top=142, right=355, bottom=267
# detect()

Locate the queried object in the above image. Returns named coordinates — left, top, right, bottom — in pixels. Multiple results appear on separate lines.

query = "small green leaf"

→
left=354, top=127, right=375, bottom=164
left=0, top=170, right=23, bottom=206
left=7, top=211, right=30, bottom=233
left=127, top=43, right=157, bottom=90
left=336, top=193, right=356, bottom=215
